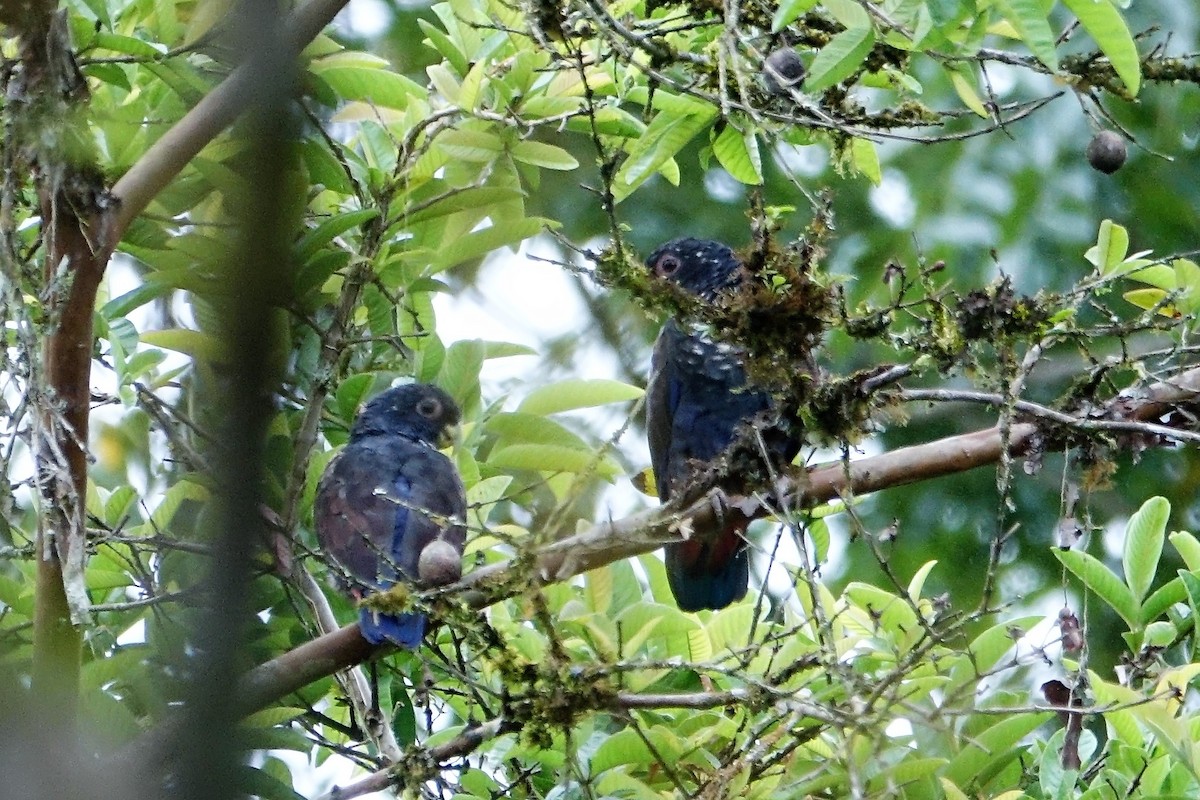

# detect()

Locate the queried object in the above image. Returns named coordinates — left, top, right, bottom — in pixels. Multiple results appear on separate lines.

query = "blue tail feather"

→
left=358, top=609, right=426, bottom=648
left=666, top=546, right=749, bottom=612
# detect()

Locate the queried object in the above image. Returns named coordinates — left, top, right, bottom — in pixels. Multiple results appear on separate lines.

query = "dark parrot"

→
left=315, top=383, right=467, bottom=647
left=644, top=238, right=799, bottom=612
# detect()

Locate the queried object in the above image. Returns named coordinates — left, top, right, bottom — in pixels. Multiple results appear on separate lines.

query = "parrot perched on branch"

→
left=315, top=383, right=466, bottom=647
left=644, top=238, right=800, bottom=611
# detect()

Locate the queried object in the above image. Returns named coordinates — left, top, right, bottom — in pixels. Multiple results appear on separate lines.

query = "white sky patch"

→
left=704, top=168, right=746, bottom=203
left=869, top=169, right=916, bottom=229
left=336, top=0, right=391, bottom=38
left=432, top=239, right=597, bottom=384
left=772, top=143, right=827, bottom=179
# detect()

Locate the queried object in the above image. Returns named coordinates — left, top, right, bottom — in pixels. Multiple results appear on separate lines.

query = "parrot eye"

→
left=655, top=254, right=681, bottom=278
left=416, top=397, right=442, bottom=419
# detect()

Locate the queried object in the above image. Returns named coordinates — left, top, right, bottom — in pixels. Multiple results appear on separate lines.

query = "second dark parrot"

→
left=315, top=384, right=467, bottom=647
left=644, top=238, right=799, bottom=611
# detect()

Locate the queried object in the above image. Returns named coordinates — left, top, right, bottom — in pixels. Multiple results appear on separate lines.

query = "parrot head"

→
left=350, top=383, right=460, bottom=445
left=646, top=238, right=746, bottom=302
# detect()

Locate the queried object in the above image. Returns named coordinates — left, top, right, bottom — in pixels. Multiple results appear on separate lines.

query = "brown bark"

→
left=12, top=5, right=112, bottom=725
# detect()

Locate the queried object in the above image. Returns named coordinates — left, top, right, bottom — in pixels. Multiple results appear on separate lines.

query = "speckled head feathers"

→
left=350, top=383, right=461, bottom=444
left=645, top=238, right=744, bottom=301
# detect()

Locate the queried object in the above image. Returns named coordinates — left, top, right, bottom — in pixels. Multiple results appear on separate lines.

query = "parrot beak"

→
left=439, top=423, right=461, bottom=450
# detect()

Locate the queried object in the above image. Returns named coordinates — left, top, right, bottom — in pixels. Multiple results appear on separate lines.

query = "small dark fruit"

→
left=762, top=48, right=806, bottom=96
left=1086, top=130, right=1127, bottom=174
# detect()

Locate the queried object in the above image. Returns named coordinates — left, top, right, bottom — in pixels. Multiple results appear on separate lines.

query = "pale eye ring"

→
left=656, top=254, right=681, bottom=277
left=416, top=398, right=442, bottom=418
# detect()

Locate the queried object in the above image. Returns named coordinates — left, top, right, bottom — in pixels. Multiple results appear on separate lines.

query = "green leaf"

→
left=943, top=712, right=1052, bottom=787
left=1142, top=620, right=1176, bottom=648
left=295, top=209, right=379, bottom=261
left=429, top=217, right=548, bottom=271
left=435, top=128, right=506, bottom=162
left=850, top=137, right=881, bottom=184
left=771, top=0, right=818, bottom=32
left=90, top=31, right=162, bottom=58
left=487, top=443, right=620, bottom=480
left=485, top=412, right=591, bottom=450
left=482, top=341, right=537, bottom=359
left=564, top=107, right=646, bottom=138
left=1140, top=576, right=1186, bottom=626
left=417, top=19, right=468, bottom=75
left=335, top=373, right=376, bottom=420
left=907, top=560, right=938, bottom=601
left=1087, top=219, right=1129, bottom=272
left=104, top=486, right=138, bottom=526
left=1053, top=549, right=1139, bottom=627
left=948, top=66, right=989, bottom=118
left=243, top=707, right=306, bottom=728
left=1061, top=0, right=1140, bottom=94
left=312, top=67, right=422, bottom=109
left=510, top=140, right=579, bottom=170
left=804, top=24, right=876, bottom=93
left=712, top=122, right=763, bottom=185
left=1123, top=496, right=1169, bottom=604
left=397, top=187, right=526, bottom=230
left=139, top=329, right=223, bottom=362
left=586, top=564, right=614, bottom=615
left=1172, top=258, right=1200, bottom=315
left=613, top=602, right=710, bottom=659
left=426, top=63, right=462, bottom=105
left=518, top=379, right=644, bottom=415
left=439, top=339, right=485, bottom=412
left=994, top=0, right=1059, bottom=70
left=823, top=0, right=870, bottom=27
left=1169, top=531, right=1200, bottom=571
left=235, top=765, right=305, bottom=800
left=947, top=616, right=1042, bottom=692
left=1122, top=287, right=1177, bottom=317
left=147, top=479, right=210, bottom=534
left=614, top=107, right=716, bottom=202
left=591, top=726, right=683, bottom=774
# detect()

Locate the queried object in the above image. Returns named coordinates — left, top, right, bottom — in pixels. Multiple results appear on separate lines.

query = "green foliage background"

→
left=3, top=0, right=1200, bottom=797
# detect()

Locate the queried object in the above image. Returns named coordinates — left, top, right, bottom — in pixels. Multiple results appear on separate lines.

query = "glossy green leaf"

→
left=614, top=107, right=716, bottom=202
left=139, top=329, right=223, bottom=362
left=335, top=373, right=376, bottom=420
left=1087, top=218, right=1129, bottom=272
left=518, top=378, right=644, bottom=415
left=805, top=24, right=876, bottom=93
left=1123, top=496, right=1169, bottom=603
left=771, top=0, right=818, bottom=32
left=712, top=122, right=763, bottom=185
left=295, top=209, right=379, bottom=261
left=313, top=66, right=422, bottom=109
left=994, top=0, right=1058, bottom=70
left=1170, top=531, right=1200, bottom=571
left=850, top=137, right=881, bottom=184
left=487, top=443, right=619, bottom=479
left=429, top=217, right=547, bottom=271
left=948, top=66, right=989, bottom=118
left=1054, top=549, right=1139, bottom=627
left=235, top=765, right=305, bottom=800
left=439, top=338, right=485, bottom=412
left=1061, top=0, right=1141, bottom=94
left=435, top=128, right=506, bottom=162
left=486, top=412, right=590, bottom=450
left=1140, top=576, right=1186, bottom=625
left=943, top=712, right=1052, bottom=787
left=510, top=140, right=580, bottom=170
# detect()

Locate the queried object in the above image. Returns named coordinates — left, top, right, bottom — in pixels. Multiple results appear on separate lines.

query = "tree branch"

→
left=114, top=364, right=1200, bottom=776
left=105, top=0, right=351, bottom=247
